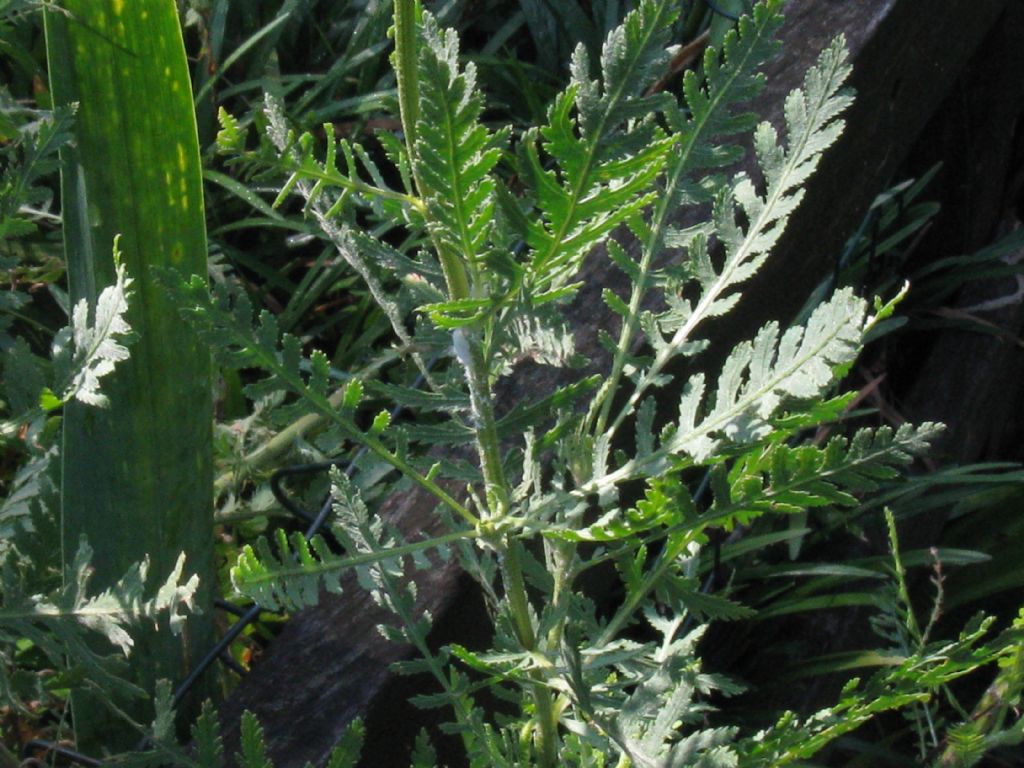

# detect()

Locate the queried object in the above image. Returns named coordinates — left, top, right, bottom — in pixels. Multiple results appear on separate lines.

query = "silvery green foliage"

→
left=2, top=240, right=134, bottom=446
left=0, top=537, right=198, bottom=710
left=56, top=253, right=133, bottom=407
left=0, top=233, right=208, bottom=724
left=2, top=247, right=131, bottom=434
left=185, top=0, right=957, bottom=763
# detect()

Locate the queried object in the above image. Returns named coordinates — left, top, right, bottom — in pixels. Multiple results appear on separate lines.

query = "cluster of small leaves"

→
left=554, top=611, right=745, bottom=767
left=617, top=289, right=869, bottom=488
left=739, top=613, right=1024, bottom=766
left=115, top=695, right=364, bottom=768
left=515, top=0, right=678, bottom=301
left=258, top=95, right=441, bottom=372
left=2, top=241, right=134, bottom=453
left=0, top=538, right=198, bottom=711
left=940, top=615, right=1024, bottom=767
left=601, top=22, right=853, bottom=449
left=0, top=97, right=72, bottom=241
left=596, top=0, right=786, bottom=382
left=707, top=422, right=945, bottom=525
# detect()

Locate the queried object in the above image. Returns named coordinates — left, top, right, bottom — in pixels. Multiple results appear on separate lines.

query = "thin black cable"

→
left=22, top=741, right=102, bottom=767
left=168, top=357, right=439, bottom=715
left=214, top=597, right=247, bottom=617
left=219, top=650, right=249, bottom=678
left=703, top=0, right=749, bottom=22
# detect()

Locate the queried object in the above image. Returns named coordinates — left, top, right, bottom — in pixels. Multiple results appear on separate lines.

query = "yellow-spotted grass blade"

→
left=45, top=0, right=213, bottom=751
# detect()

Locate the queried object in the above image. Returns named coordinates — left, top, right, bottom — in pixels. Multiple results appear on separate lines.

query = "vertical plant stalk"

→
left=45, top=0, right=214, bottom=751
left=391, top=1, right=556, bottom=762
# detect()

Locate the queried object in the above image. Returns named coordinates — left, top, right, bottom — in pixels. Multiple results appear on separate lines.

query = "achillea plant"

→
left=153, top=0, right=1021, bottom=765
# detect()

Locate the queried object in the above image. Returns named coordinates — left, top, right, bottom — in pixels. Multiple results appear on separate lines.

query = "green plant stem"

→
left=241, top=528, right=477, bottom=585
left=392, top=0, right=420, bottom=164
left=392, top=0, right=554, bottom=759
left=229, top=324, right=477, bottom=525
left=680, top=0, right=709, bottom=40
left=391, top=0, right=505, bottom=520
left=458, top=330, right=511, bottom=521
left=501, top=540, right=559, bottom=767
left=278, top=161, right=423, bottom=213
left=213, top=387, right=348, bottom=500
left=392, top=0, right=470, bottom=302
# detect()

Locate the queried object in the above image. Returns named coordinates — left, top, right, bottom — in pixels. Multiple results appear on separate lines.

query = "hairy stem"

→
left=455, top=329, right=510, bottom=520
left=392, top=0, right=420, bottom=160
left=392, top=0, right=470, bottom=301
left=391, top=2, right=554, bottom=760
left=501, top=541, right=560, bottom=767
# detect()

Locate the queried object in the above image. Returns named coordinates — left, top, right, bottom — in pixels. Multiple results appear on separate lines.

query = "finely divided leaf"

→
left=57, top=248, right=133, bottom=408
left=520, top=0, right=679, bottom=299
left=668, top=288, right=866, bottom=461
left=627, top=32, right=852, bottom=417
left=415, top=13, right=506, bottom=275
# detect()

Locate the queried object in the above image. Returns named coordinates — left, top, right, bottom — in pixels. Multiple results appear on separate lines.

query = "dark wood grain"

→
left=217, top=2, right=1009, bottom=764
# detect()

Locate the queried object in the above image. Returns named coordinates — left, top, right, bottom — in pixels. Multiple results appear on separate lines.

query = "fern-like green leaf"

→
left=678, top=287, right=866, bottom=451
left=231, top=529, right=345, bottom=612
left=192, top=700, right=225, bottom=767
left=617, top=32, right=853, bottom=430
left=231, top=469, right=470, bottom=612
left=414, top=13, right=507, bottom=285
left=586, top=288, right=867, bottom=497
left=591, top=1, right=787, bottom=437
left=706, top=423, right=944, bottom=525
left=0, top=537, right=198, bottom=710
left=323, top=718, right=365, bottom=768
left=237, top=711, right=273, bottom=768
left=53, top=537, right=198, bottom=651
left=519, top=0, right=679, bottom=299
left=409, top=729, right=437, bottom=768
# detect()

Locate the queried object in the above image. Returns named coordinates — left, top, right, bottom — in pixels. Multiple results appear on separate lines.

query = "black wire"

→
left=269, top=460, right=349, bottom=525
left=218, top=650, right=248, bottom=678
left=22, top=741, right=102, bottom=767
left=214, top=597, right=248, bottom=617
left=703, top=0, right=747, bottom=22
left=163, top=356, right=441, bottom=734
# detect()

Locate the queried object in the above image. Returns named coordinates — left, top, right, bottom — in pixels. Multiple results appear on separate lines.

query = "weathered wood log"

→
left=894, top=0, right=1024, bottom=546
left=217, top=2, right=1009, bottom=764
